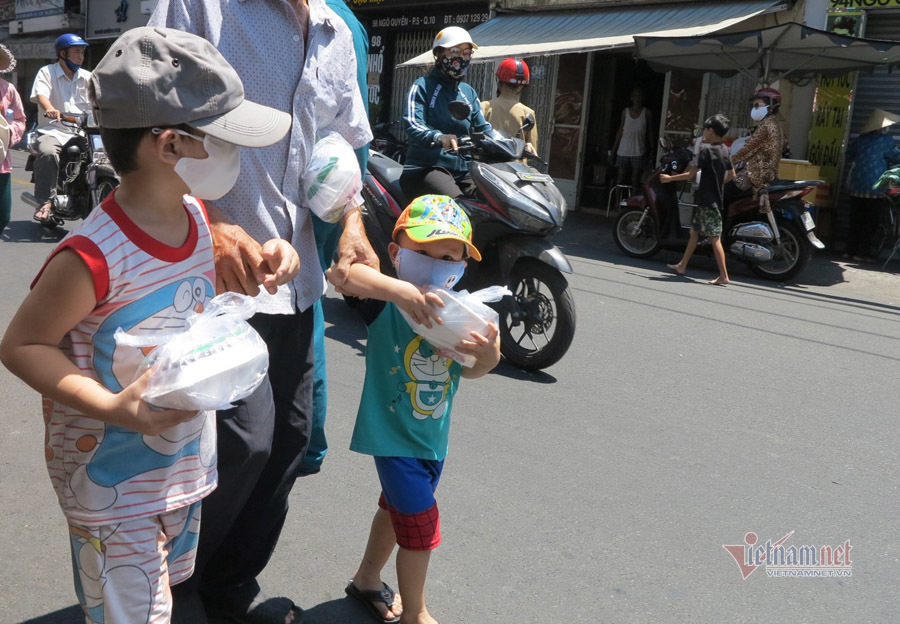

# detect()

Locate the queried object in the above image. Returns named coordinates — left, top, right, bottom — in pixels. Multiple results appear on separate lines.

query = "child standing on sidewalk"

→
left=329, top=194, right=501, bottom=624
left=665, top=114, right=735, bottom=285
left=0, top=27, right=292, bottom=623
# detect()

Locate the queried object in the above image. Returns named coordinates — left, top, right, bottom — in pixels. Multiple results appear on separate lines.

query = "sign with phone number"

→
left=829, top=0, right=900, bottom=8
left=366, top=11, right=491, bottom=30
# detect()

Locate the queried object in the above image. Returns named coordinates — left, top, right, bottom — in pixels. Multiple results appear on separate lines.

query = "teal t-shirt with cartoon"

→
left=350, top=301, right=463, bottom=461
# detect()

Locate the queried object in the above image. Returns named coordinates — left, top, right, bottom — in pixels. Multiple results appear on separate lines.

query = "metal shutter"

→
left=851, top=11, right=900, bottom=134
left=390, top=30, right=436, bottom=135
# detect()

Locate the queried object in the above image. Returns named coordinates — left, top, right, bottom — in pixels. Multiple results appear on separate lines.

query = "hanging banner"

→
left=806, top=11, right=865, bottom=207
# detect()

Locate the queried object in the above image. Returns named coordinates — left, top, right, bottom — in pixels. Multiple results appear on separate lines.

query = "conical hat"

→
left=0, top=44, right=16, bottom=74
left=861, top=109, right=900, bottom=134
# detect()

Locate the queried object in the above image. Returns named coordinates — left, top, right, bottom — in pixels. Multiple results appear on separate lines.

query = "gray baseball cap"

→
left=89, top=27, right=291, bottom=148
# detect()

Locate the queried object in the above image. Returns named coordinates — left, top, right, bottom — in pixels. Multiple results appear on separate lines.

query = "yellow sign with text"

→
left=805, top=11, right=864, bottom=206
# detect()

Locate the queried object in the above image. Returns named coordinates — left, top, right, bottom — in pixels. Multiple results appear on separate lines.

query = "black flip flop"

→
left=205, top=594, right=304, bottom=624
left=344, top=580, right=400, bottom=623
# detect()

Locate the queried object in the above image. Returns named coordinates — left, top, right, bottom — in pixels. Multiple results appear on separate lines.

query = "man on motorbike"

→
left=481, top=57, right=538, bottom=156
left=401, top=26, right=497, bottom=200
left=727, top=87, right=784, bottom=213
left=29, top=33, right=92, bottom=223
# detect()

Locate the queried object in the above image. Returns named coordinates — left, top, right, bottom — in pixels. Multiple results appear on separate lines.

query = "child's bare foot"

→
left=399, top=609, right=439, bottom=624
left=709, top=276, right=729, bottom=285
left=666, top=263, right=685, bottom=275
left=346, top=578, right=403, bottom=621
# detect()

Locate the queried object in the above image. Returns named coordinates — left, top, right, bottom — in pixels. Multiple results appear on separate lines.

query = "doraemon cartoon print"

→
left=64, top=277, right=215, bottom=515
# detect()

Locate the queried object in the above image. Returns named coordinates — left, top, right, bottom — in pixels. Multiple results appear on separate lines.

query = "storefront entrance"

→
left=578, top=55, right=666, bottom=211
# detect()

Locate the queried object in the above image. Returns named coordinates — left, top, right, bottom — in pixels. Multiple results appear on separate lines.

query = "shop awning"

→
left=398, top=0, right=782, bottom=66
left=635, top=22, right=900, bottom=84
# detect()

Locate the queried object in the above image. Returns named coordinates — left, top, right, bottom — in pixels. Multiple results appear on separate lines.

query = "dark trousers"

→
left=846, top=195, right=883, bottom=258
left=34, top=133, right=63, bottom=204
left=400, top=167, right=467, bottom=200
left=174, top=307, right=315, bottom=604
left=0, top=173, right=12, bottom=235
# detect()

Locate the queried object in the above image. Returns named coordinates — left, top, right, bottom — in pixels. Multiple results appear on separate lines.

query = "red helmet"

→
left=496, top=58, right=530, bottom=85
left=750, top=87, right=781, bottom=112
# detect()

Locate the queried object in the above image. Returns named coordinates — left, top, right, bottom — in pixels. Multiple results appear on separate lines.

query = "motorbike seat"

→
left=765, top=179, right=823, bottom=193
left=367, top=152, right=410, bottom=207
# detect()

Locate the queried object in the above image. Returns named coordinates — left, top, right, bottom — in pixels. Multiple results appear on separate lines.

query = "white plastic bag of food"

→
left=302, top=133, right=363, bottom=223
left=398, top=285, right=510, bottom=367
left=115, top=293, right=269, bottom=411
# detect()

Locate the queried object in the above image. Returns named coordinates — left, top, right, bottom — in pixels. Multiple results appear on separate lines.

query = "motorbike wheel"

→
left=613, top=208, right=661, bottom=258
left=749, top=219, right=812, bottom=282
left=499, top=259, right=576, bottom=371
left=96, top=177, right=117, bottom=203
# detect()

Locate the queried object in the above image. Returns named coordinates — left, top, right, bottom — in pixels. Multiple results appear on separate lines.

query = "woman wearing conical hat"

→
left=0, top=43, right=26, bottom=238
left=844, top=109, right=900, bottom=263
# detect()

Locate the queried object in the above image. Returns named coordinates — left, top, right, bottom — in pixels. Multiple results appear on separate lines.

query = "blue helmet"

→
left=55, top=34, right=88, bottom=54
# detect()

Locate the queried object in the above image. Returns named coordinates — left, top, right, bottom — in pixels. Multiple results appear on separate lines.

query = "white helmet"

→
left=432, top=26, right=477, bottom=52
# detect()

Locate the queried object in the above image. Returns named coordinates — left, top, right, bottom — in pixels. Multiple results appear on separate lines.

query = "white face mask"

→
left=750, top=106, right=768, bottom=122
left=393, top=247, right=466, bottom=289
left=155, top=128, right=241, bottom=200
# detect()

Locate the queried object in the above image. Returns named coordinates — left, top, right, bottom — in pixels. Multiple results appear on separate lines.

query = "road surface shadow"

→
left=19, top=605, right=84, bottom=623
left=555, top=210, right=851, bottom=287
left=1, top=219, right=67, bottom=244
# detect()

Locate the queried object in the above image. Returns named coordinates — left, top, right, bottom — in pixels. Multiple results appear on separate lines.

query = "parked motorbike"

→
left=23, top=112, right=119, bottom=229
left=371, top=120, right=406, bottom=164
left=361, top=101, right=575, bottom=370
left=613, top=139, right=824, bottom=281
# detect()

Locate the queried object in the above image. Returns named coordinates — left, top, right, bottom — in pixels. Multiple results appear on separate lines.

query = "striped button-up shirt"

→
left=149, top=0, right=372, bottom=314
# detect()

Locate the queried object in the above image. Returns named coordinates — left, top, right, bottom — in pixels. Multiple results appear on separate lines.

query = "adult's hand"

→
left=331, top=206, right=379, bottom=294
left=259, top=239, right=300, bottom=295
left=208, top=206, right=266, bottom=296
left=439, top=134, right=459, bottom=152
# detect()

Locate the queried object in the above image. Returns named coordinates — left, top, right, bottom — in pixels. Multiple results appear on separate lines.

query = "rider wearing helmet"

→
left=481, top=57, right=539, bottom=156
left=29, top=33, right=91, bottom=222
left=729, top=87, right=784, bottom=212
left=401, top=26, right=496, bottom=199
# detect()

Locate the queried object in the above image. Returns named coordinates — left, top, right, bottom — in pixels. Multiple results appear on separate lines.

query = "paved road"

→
left=2, top=154, right=899, bottom=623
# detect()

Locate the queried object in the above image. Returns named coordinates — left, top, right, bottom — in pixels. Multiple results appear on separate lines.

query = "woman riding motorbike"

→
left=727, top=87, right=784, bottom=213
left=400, top=26, right=496, bottom=200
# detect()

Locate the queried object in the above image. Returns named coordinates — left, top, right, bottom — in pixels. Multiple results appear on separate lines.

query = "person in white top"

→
left=29, top=33, right=92, bottom=222
left=611, top=87, right=654, bottom=194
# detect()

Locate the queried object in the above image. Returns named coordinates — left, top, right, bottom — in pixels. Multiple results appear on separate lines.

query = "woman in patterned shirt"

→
left=730, top=88, right=784, bottom=211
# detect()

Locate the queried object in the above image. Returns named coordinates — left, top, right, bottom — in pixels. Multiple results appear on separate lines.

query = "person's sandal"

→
left=345, top=580, right=400, bottom=623
left=32, top=203, right=52, bottom=223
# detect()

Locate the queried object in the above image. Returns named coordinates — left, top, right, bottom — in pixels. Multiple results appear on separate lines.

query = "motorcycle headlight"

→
left=478, top=167, right=555, bottom=233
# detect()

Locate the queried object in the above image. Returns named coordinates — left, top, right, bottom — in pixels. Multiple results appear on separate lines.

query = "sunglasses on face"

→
left=448, top=47, right=473, bottom=59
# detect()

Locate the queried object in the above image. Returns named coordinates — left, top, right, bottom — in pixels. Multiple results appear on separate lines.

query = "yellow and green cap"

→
left=393, top=194, right=481, bottom=261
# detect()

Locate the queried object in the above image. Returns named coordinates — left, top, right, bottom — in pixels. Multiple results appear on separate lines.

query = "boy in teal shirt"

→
left=327, top=194, right=500, bottom=624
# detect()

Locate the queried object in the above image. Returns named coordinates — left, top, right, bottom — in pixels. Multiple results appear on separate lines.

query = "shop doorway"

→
left=547, top=53, right=594, bottom=207
left=579, top=55, right=666, bottom=210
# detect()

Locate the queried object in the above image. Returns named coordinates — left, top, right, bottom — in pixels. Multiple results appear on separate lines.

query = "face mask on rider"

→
left=438, top=54, right=471, bottom=80
left=393, top=247, right=466, bottom=289
left=154, top=128, right=241, bottom=200
left=750, top=105, right=768, bottom=122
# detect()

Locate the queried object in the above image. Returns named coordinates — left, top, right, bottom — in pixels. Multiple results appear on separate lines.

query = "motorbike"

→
left=613, top=139, right=824, bottom=282
left=361, top=101, right=576, bottom=370
left=22, top=112, right=119, bottom=229
left=371, top=120, right=406, bottom=164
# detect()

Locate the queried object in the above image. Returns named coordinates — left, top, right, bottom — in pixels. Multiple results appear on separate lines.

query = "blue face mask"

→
left=394, top=247, right=466, bottom=289
left=64, top=58, right=82, bottom=73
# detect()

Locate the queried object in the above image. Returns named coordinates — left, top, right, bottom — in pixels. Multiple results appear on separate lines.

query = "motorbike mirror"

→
left=520, top=113, right=535, bottom=133
left=448, top=100, right=471, bottom=121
